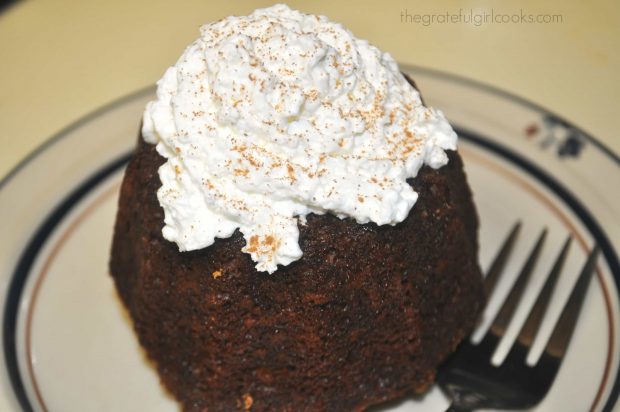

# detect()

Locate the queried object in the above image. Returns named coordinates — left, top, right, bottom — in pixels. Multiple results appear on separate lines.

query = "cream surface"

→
left=142, top=4, right=457, bottom=273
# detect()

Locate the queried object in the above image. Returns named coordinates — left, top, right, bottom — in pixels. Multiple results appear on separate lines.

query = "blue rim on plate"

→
left=1, top=67, right=618, bottom=411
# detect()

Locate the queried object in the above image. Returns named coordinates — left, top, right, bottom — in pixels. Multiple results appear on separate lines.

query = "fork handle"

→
left=445, top=404, right=472, bottom=412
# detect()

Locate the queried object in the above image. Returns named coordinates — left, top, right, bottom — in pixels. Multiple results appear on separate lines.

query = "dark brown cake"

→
left=110, top=133, right=484, bottom=411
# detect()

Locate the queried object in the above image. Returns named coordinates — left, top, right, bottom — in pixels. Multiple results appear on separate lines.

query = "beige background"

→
left=1, top=0, right=619, bottom=180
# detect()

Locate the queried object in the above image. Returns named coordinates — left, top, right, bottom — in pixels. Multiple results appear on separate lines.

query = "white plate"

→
left=0, top=67, right=618, bottom=412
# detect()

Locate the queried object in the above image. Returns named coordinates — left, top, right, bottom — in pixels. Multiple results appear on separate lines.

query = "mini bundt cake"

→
left=110, top=139, right=483, bottom=411
left=109, top=5, right=484, bottom=411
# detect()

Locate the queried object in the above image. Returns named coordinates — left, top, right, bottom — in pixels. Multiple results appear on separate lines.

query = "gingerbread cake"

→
left=110, top=5, right=484, bottom=411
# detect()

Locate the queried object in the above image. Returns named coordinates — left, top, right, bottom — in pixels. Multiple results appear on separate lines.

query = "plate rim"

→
left=0, top=87, right=153, bottom=193
left=402, top=65, right=620, bottom=166
left=1, top=67, right=619, bottom=411
left=9, top=133, right=619, bottom=412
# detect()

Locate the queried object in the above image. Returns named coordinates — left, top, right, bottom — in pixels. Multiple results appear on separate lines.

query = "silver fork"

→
left=437, top=222, right=600, bottom=411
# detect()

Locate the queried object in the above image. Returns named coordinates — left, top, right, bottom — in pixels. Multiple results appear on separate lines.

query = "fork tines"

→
left=438, top=222, right=600, bottom=411
left=483, top=223, right=600, bottom=368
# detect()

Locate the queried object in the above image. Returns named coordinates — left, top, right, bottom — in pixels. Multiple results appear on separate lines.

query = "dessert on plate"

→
left=110, top=4, right=484, bottom=411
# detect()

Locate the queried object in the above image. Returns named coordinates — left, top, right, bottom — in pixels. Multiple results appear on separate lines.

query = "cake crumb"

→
left=212, top=270, right=222, bottom=279
left=242, top=393, right=253, bottom=410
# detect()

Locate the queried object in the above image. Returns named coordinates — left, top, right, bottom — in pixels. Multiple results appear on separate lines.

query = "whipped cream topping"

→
left=142, top=4, right=457, bottom=273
